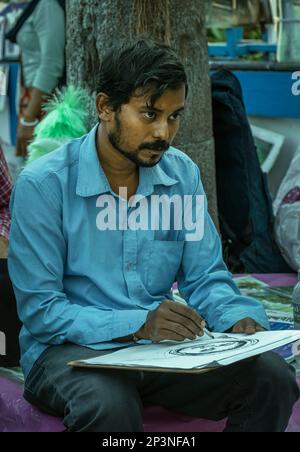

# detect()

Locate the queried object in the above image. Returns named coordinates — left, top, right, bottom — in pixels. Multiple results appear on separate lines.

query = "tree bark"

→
left=66, top=0, right=218, bottom=225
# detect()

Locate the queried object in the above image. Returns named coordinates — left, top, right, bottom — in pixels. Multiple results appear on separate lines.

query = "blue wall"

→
left=233, top=71, right=300, bottom=119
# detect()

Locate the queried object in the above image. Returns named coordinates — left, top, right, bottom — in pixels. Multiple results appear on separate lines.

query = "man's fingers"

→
left=232, top=318, right=263, bottom=335
left=243, top=318, right=258, bottom=335
left=231, top=323, right=244, bottom=333
left=244, top=324, right=256, bottom=335
left=168, top=302, right=204, bottom=330
left=167, top=311, right=203, bottom=336
left=154, top=329, right=187, bottom=342
left=255, top=324, right=265, bottom=332
left=150, top=301, right=206, bottom=342
left=163, top=320, right=197, bottom=340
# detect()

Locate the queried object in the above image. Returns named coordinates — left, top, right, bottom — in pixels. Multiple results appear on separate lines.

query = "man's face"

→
left=107, top=85, right=185, bottom=167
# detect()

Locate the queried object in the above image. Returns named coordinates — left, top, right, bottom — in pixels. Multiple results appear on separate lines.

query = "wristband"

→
left=20, top=117, right=39, bottom=127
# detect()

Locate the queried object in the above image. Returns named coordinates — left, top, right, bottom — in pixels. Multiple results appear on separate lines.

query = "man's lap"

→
left=24, top=342, right=296, bottom=424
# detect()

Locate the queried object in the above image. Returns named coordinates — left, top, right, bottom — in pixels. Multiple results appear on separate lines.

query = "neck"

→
left=96, top=124, right=139, bottom=200
left=96, top=123, right=137, bottom=180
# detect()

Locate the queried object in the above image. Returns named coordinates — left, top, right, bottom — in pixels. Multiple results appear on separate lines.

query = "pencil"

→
left=172, top=295, right=214, bottom=339
left=204, top=328, right=215, bottom=339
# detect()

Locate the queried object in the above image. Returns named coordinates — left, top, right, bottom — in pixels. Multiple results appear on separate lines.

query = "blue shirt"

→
left=8, top=125, right=269, bottom=379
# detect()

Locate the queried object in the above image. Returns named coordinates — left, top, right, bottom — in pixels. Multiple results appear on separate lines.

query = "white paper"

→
left=77, top=330, right=300, bottom=371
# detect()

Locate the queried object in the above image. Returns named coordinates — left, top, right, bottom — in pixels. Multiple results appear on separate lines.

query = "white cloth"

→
left=274, top=147, right=300, bottom=271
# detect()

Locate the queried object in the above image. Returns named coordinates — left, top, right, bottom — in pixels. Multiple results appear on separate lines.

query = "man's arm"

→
left=16, top=88, right=49, bottom=157
left=8, top=175, right=148, bottom=346
left=117, top=300, right=205, bottom=343
left=176, top=164, right=270, bottom=334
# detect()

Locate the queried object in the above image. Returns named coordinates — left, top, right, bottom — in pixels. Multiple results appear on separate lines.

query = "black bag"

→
left=211, top=69, right=292, bottom=273
left=0, top=259, right=21, bottom=367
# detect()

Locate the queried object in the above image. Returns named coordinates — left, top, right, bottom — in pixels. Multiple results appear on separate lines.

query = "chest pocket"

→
left=145, top=240, right=184, bottom=295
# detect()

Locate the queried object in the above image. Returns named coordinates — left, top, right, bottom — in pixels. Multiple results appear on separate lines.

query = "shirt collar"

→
left=76, top=124, right=178, bottom=198
left=138, top=161, right=178, bottom=197
left=76, top=124, right=110, bottom=197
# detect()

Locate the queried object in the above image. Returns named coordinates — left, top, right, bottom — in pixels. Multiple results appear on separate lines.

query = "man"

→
left=0, top=144, right=11, bottom=258
left=8, top=39, right=299, bottom=432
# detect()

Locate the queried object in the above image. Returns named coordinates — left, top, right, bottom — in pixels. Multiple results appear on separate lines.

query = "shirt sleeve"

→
left=31, top=0, right=65, bottom=93
left=8, top=175, right=148, bottom=347
left=0, top=146, right=12, bottom=240
left=176, top=163, right=270, bottom=333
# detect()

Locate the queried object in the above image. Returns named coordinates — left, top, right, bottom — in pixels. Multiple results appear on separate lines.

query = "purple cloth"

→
left=239, top=273, right=297, bottom=287
left=1, top=375, right=300, bottom=432
left=1, top=273, right=298, bottom=432
left=173, top=273, right=298, bottom=292
left=0, top=377, right=64, bottom=432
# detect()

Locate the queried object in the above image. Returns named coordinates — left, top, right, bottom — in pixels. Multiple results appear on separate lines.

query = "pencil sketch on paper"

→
left=169, top=338, right=259, bottom=357
left=72, top=331, right=300, bottom=371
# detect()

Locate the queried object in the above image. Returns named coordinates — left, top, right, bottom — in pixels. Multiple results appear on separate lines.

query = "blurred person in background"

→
left=0, top=142, right=21, bottom=369
left=6, top=0, right=65, bottom=157
left=0, top=143, right=12, bottom=258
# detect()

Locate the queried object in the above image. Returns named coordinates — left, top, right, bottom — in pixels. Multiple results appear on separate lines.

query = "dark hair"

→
left=97, top=38, right=188, bottom=111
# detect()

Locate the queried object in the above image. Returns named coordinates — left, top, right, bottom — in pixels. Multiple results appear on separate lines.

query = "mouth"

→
left=145, top=148, right=165, bottom=155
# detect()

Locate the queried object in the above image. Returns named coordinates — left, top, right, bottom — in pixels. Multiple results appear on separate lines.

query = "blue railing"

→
left=208, top=27, right=277, bottom=58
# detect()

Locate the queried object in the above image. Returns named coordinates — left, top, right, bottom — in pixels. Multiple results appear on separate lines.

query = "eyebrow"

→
left=141, top=106, right=185, bottom=113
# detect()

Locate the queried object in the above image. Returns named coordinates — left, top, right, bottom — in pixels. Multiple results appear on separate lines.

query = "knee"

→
left=65, top=390, right=143, bottom=432
left=253, top=352, right=299, bottom=399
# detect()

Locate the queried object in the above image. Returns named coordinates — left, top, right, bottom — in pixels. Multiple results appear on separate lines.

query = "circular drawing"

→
left=169, top=339, right=259, bottom=356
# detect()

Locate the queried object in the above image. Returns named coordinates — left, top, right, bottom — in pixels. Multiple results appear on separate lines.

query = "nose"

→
left=152, top=119, right=170, bottom=142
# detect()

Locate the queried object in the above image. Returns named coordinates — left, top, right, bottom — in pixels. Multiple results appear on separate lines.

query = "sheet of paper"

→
left=73, top=330, right=300, bottom=371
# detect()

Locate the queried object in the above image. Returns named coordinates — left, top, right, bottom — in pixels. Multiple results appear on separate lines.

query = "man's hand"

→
left=16, top=124, right=35, bottom=157
left=230, top=317, right=265, bottom=335
left=135, top=300, right=205, bottom=342
left=0, top=236, right=8, bottom=258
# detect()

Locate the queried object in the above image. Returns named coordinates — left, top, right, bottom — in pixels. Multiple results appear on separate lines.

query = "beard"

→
left=108, top=115, right=170, bottom=168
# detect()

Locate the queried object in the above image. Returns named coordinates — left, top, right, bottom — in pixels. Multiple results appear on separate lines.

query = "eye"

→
left=170, top=112, right=182, bottom=121
left=143, top=111, right=156, bottom=120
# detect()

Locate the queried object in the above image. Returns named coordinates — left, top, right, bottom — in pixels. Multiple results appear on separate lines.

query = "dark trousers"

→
left=24, top=343, right=300, bottom=432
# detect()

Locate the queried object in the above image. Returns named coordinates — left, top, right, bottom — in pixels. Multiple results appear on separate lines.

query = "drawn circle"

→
left=169, top=339, right=259, bottom=356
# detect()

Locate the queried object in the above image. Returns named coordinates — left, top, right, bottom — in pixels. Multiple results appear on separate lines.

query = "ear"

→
left=96, top=93, right=114, bottom=122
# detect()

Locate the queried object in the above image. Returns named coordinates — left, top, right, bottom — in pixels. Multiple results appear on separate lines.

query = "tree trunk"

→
left=66, top=0, right=218, bottom=225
